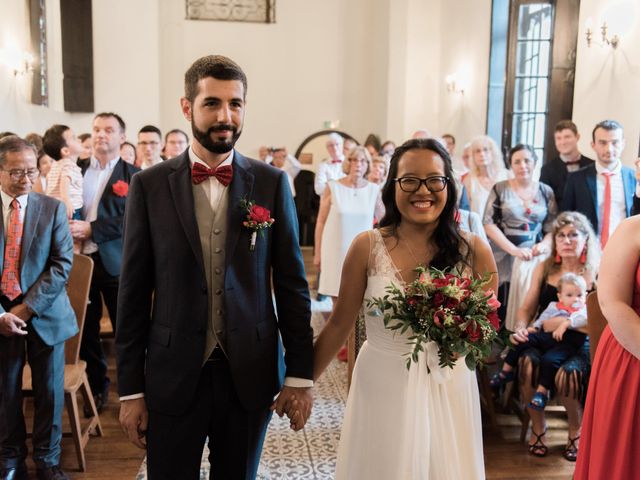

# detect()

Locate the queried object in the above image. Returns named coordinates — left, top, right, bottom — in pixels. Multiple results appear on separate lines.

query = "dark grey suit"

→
left=0, top=193, right=75, bottom=470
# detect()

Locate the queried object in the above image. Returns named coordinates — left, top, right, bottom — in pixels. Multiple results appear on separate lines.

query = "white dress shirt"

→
left=1, top=191, right=28, bottom=240
left=595, top=161, right=626, bottom=240
left=314, top=158, right=346, bottom=196
left=81, top=156, right=120, bottom=254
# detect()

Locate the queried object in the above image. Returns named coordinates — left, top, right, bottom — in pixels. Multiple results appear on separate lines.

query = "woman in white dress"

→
left=314, top=146, right=383, bottom=298
left=313, top=138, right=497, bottom=479
left=462, top=135, right=509, bottom=217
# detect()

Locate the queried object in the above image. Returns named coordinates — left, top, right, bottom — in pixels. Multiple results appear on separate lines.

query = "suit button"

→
left=215, top=289, right=222, bottom=295
left=214, top=247, right=222, bottom=253
left=213, top=229, right=221, bottom=235
left=214, top=268, right=222, bottom=274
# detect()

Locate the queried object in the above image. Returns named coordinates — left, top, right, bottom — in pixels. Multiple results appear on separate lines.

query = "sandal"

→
left=528, top=391, right=548, bottom=411
left=563, top=435, right=580, bottom=462
left=528, top=428, right=548, bottom=457
left=489, top=370, right=515, bottom=388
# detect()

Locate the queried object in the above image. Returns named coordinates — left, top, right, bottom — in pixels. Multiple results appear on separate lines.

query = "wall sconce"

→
left=445, top=74, right=464, bottom=95
left=585, top=18, right=620, bottom=49
left=0, top=45, right=35, bottom=76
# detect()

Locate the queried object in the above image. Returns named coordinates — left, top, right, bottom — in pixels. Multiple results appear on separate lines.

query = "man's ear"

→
left=180, top=97, right=192, bottom=122
left=60, top=146, right=71, bottom=158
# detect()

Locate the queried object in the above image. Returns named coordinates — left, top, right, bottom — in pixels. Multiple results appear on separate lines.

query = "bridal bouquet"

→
left=367, top=266, right=500, bottom=371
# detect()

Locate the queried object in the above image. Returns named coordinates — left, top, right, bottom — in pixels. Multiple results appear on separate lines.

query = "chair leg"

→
left=65, top=391, right=86, bottom=472
left=476, top=367, right=498, bottom=430
left=80, top=374, right=103, bottom=437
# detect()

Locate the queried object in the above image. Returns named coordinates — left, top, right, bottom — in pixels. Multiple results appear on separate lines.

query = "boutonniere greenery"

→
left=240, top=197, right=274, bottom=251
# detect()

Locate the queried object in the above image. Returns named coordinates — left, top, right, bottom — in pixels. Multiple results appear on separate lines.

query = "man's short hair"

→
left=0, top=136, right=37, bottom=166
left=442, top=133, right=456, bottom=145
left=165, top=128, right=189, bottom=143
left=43, top=124, right=70, bottom=160
left=78, top=133, right=91, bottom=142
left=592, top=119, right=623, bottom=142
left=554, top=120, right=578, bottom=136
left=184, top=55, right=248, bottom=103
left=94, top=112, right=126, bottom=133
left=138, top=125, right=162, bottom=138
left=0, top=132, right=17, bottom=140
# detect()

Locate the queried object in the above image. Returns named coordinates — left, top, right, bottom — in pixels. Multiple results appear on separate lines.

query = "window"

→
left=28, top=0, right=48, bottom=106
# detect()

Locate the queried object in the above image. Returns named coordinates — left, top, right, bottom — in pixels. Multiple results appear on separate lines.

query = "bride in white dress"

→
left=313, top=138, right=498, bottom=479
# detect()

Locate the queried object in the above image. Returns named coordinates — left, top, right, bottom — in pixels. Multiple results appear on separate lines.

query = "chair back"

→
left=64, top=254, right=94, bottom=365
left=586, top=290, right=607, bottom=363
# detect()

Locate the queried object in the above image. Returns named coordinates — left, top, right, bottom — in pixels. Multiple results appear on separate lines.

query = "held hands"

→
left=69, top=220, right=92, bottom=241
left=512, top=247, right=533, bottom=261
left=119, top=398, right=148, bottom=449
left=271, top=386, right=313, bottom=431
left=510, top=327, right=531, bottom=344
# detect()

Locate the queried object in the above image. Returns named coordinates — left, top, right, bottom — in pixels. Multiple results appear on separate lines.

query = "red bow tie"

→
left=331, top=159, right=342, bottom=164
left=191, top=162, right=233, bottom=186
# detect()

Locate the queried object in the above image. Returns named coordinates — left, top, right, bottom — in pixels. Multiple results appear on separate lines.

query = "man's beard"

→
left=191, top=119, right=241, bottom=154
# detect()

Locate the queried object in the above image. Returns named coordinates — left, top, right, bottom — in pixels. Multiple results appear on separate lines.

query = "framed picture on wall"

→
left=185, top=0, right=276, bottom=23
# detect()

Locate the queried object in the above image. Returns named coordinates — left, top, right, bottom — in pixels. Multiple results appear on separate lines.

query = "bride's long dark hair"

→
left=377, top=138, right=471, bottom=269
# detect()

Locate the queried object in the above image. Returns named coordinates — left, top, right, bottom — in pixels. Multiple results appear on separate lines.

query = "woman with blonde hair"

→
left=367, top=155, right=389, bottom=186
left=462, top=135, right=509, bottom=217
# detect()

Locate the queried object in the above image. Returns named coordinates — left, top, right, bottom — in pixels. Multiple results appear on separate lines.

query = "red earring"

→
left=554, top=254, right=562, bottom=264
left=580, top=247, right=587, bottom=264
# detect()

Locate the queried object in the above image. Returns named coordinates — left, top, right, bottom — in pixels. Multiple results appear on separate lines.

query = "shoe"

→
left=36, top=466, right=70, bottom=480
left=83, top=392, right=104, bottom=418
left=0, top=462, right=27, bottom=480
left=488, top=370, right=515, bottom=388
left=527, top=428, right=548, bottom=457
left=527, top=391, right=548, bottom=411
left=563, top=435, right=580, bottom=462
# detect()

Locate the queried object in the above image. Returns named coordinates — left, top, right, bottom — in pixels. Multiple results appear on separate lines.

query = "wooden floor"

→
left=22, top=247, right=575, bottom=479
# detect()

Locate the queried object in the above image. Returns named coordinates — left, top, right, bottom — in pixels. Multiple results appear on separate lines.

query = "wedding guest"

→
left=380, top=140, right=395, bottom=157
left=314, top=133, right=345, bottom=196
left=363, top=133, right=381, bottom=159
left=512, top=211, right=599, bottom=460
left=562, top=120, right=635, bottom=249
left=574, top=215, right=640, bottom=478
left=77, top=133, right=92, bottom=169
left=137, top=125, right=164, bottom=170
left=0, top=136, right=76, bottom=480
left=463, top=135, right=509, bottom=217
left=367, top=155, right=388, bottom=186
left=540, top=120, right=593, bottom=206
left=411, top=128, right=431, bottom=139
left=314, top=146, right=383, bottom=300
left=163, top=128, right=189, bottom=160
left=459, top=142, right=471, bottom=182
left=313, top=138, right=497, bottom=478
left=342, top=138, right=357, bottom=158
left=33, top=150, right=52, bottom=194
left=0, top=132, right=17, bottom=140
left=120, top=141, right=137, bottom=165
left=270, top=148, right=296, bottom=196
left=269, top=146, right=301, bottom=181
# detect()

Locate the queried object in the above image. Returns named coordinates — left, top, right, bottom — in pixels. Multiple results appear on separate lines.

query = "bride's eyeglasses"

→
left=394, top=176, right=449, bottom=193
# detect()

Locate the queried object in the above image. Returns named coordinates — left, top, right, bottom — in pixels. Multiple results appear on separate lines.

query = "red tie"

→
left=600, top=172, right=613, bottom=249
left=191, top=162, right=233, bottom=186
left=1, top=199, right=23, bottom=300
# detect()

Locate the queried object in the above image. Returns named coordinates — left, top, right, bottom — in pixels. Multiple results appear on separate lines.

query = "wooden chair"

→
left=586, top=291, right=607, bottom=363
left=23, top=254, right=103, bottom=471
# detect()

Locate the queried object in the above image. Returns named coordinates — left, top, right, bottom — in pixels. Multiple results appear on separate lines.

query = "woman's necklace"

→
left=400, top=236, right=428, bottom=269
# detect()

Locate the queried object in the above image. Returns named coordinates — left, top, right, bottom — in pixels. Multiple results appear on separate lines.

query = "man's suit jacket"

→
left=0, top=193, right=76, bottom=345
left=540, top=154, right=593, bottom=207
left=81, top=159, right=140, bottom=277
left=116, top=151, right=314, bottom=415
left=561, top=163, right=636, bottom=232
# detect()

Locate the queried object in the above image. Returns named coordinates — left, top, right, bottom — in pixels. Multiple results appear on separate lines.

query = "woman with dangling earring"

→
left=508, top=211, right=600, bottom=461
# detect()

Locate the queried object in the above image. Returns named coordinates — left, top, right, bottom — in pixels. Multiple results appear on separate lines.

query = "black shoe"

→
left=83, top=392, right=104, bottom=418
left=0, top=462, right=28, bottom=480
left=36, top=466, right=70, bottom=480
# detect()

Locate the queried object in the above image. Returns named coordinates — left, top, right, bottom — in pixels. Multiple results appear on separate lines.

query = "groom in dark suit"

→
left=0, top=136, right=76, bottom=480
left=70, top=113, right=139, bottom=413
left=116, top=55, right=314, bottom=479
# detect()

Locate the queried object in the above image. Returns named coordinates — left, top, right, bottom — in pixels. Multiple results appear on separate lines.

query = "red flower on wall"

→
left=112, top=180, right=129, bottom=197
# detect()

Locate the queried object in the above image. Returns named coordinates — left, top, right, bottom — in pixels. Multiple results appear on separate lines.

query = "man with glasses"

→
left=0, top=136, right=76, bottom=480
left=70, top=112, right=139, bottom=415
left=137, top=125, right=164, bottom=170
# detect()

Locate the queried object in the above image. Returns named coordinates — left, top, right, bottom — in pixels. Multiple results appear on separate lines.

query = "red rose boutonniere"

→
left=112, top=180, right=129, bottom=197
left=240, top=197, right=274, bottom=251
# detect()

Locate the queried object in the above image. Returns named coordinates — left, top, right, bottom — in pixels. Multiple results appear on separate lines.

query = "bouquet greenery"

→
left=367, top=266, right=500, bottom=371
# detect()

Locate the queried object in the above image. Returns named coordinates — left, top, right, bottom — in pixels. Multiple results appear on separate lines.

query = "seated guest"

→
left=33, top=150, right=52, bottom=195
left=120, top=141, right=137, bottom=165
left=540, top=120, right=593, bottom=207
left=137, top=125, right=164, bottom=170
left=0, top=136, right=76, bottom=480
left=512, top=211, right=599, bottom=461
left=483, top=144, right=557, bottom=318
left=562, top=120, right=636, bottom=249
left=463, top=135, right=509, bottom=217
left=163, top=128, right=189, bottom=160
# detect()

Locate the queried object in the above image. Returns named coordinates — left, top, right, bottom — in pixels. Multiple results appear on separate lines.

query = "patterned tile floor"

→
left=138, top=303, right=346, bottom=480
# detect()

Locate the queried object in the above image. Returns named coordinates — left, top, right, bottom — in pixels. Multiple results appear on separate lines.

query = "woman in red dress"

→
left=574, top=215, right=640, bottom=479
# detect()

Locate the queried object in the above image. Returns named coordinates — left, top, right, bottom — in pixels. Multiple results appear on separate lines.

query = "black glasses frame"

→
left=393, top=175, right=449, bottom=193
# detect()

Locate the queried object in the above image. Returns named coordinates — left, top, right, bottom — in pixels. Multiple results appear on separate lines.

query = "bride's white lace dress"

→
left=335, top=229, right=485, bottom=479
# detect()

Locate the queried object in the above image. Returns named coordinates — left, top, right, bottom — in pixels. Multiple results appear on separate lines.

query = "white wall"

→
left=573, top=0, right=640, bottom=165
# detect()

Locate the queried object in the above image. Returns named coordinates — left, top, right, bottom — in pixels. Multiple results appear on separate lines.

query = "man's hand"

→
left=69, top=220, right=92, bottom=241
left=0, top=313, right=28, bottom=337
left=119, top=398, right=148, bottom=449
left=510, top=327, right=530, bottom=344
left=10, top=303, right=33, bottom=322
left=271, top=386, right=313, bottom=431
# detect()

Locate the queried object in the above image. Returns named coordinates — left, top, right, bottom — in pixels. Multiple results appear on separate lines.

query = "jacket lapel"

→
left=168, top=154, right=205, bottom=274
left=20, top=193, right=41, bottom=277
left=586, top=166, right=597, bottom=218
left=226, top=152, right=254, bottom=263
left=622, top=167, right=635, bottom=216
left=98, top=159, right=125, bottom=206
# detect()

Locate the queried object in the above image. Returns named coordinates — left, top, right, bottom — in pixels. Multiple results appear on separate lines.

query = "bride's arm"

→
left=470, top=234, right=499, bottom=293
left=313, top=231, right=370, bottom=381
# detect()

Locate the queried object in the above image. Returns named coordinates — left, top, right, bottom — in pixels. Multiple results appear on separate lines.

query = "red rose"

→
left=249, top=204, right=272, bottom=223
left=445, top=297, right=460, bottom=309
left=432, top=278, right=449, bottom=288
left=456, top=277, right=471, bottom=289
left=433, top=292, right=445, bottom=307
left=112, top=180, right=129, bottom=197
left=487, top=311, right=501, bottom=329
left=433, top=310, right=446, bottom=327
left=465, top=323, right=482, bottom=342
